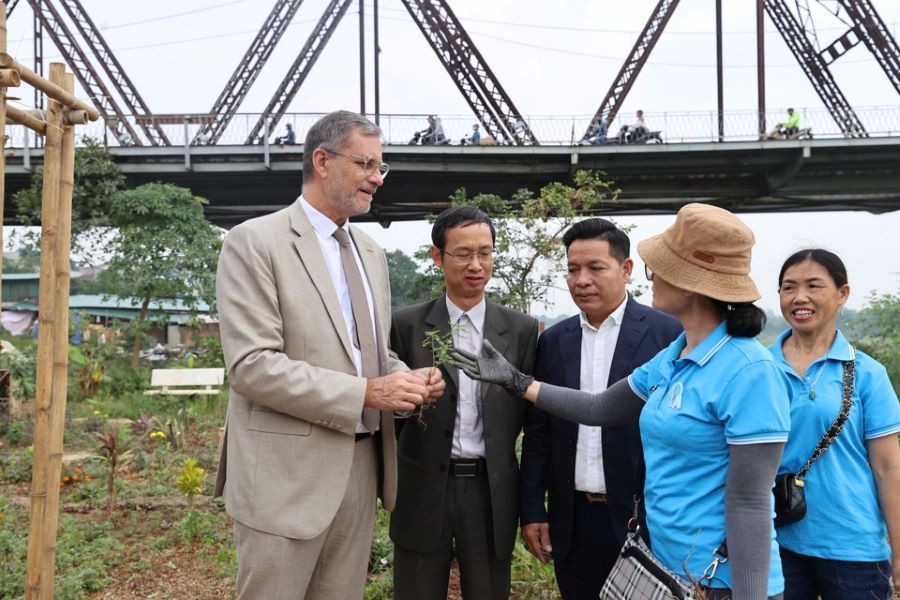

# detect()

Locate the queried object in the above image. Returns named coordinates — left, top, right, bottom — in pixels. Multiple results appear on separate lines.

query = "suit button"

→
left=567, top=477, right=573, bottom=484
left=444, top=430, right=452, bottom=438
left=439, top=464, right=447, bottom=472
left=568, top=436, right=575, bottom=444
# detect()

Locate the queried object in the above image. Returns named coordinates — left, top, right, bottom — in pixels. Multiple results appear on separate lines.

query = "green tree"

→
left=12, top=137, right=126, bottom=261
left=102, top=183, right=222, bottom=367
left=853, top=292, right=900, bottom=394
left=414, top=170, right=621, bottom=314
left=386, top=249, right=433, bottom=310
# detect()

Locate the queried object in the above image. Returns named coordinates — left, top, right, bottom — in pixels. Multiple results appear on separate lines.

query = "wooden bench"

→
left=144, top=368, right=225, bottom=396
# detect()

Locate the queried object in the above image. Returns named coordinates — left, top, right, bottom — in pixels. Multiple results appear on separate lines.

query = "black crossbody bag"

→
left=773, top=358, right=855, bottom=526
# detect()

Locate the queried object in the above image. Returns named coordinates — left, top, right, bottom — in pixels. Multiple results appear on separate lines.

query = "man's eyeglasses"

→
left=644, top=264, right=654, bottom=281
left=322, top=148, right=390, bottom=178
left=443, top=250, right=494, bottom=265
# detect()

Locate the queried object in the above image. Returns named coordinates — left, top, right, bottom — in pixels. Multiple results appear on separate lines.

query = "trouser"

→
left=393, top=461, right=510, bottom=600
left=780, top=547, right=893, bottom=600
left=554, top=492, right=622, bottom=600
left=233, top=436, right=377, bottom=600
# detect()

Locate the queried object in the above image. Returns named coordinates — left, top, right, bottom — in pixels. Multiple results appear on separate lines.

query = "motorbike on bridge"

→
left=611, top=124, right=664, bottom=144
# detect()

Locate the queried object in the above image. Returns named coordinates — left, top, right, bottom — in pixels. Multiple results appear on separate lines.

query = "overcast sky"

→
left=4, top=0, right=899, bottom=313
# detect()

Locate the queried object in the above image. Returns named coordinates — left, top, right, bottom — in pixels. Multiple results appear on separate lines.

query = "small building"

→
left=2, top=291, right=217, bottom=347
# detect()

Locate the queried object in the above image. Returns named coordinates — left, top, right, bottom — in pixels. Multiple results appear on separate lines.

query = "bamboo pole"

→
left=6, top=106, right=87, bottom=132
left=24, top=62, right=65, bottom=600
left=38, top=68, right=75, bottom=600
left=0, top=66, right=19, bottom=86
left=5, top=104, right=47, bottom=134
left=0, top=1, right=7, bottom=309
left=0, top=54, right=99, bottom=120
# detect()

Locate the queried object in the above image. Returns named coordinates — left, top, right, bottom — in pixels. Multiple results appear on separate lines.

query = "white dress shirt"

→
left=446, top=296, right=486, bottom=459
left=299, top=196, right=377, bottom=433
left=574, top=295, right=627, bottom=493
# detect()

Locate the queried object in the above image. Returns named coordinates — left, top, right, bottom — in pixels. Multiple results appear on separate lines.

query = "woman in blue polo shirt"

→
left=451, top=203, right=791, bottom=599
left=772, top=249, right=900, bottom=600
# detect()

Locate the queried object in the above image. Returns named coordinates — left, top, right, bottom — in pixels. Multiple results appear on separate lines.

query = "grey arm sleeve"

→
left=725, top=442, right=785, bottom=600
left=535, top=378, right=644, bottom=426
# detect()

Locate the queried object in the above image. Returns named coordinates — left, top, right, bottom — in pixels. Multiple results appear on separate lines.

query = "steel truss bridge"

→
left=3, top=0, right=900, bottom=225
left=5, top=134, right=900, bottom=227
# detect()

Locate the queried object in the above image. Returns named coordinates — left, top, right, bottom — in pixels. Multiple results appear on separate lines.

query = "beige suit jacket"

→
left=213, top=199, right=404, bottom=540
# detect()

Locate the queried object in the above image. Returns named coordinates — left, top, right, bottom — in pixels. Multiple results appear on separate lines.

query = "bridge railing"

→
left=5, top=106, right=900, bottom=149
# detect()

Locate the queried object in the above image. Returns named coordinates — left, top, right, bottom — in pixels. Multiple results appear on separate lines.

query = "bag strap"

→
left=796, top=355, right=855, bottom=480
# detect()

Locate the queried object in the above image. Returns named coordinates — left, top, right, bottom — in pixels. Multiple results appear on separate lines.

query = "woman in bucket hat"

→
left=771, top=249, right=900, bottom=599
left=451, top=203, right=791, bottom=599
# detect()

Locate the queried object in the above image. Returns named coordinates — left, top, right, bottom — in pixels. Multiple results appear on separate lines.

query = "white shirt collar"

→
left=579, top=294, right=628, bottom=332
left=299, top=195, right=350, bottom=240
left=445, top=295, right=487, bottom=335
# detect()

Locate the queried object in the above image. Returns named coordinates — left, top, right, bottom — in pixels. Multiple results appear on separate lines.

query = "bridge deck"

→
left=4, top=137, right=899, bottom=227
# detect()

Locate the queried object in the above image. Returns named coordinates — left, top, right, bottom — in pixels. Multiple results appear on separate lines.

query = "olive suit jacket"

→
left=389, top=298, right=538, bottom=560
left=213, top=199, right=405, bottom=540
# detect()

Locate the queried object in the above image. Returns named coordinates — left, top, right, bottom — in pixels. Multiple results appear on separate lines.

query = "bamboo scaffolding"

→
left=0, top=2, right=100, bottom=597
left=23, top=61, right=63, bottom=597
left=0, top=3, right=7, bottom=296
left=0, top=53, right=100, bottom=120
left=39, top=67, right=75, bottom=600
left=5, top=104, right=47, bottom=134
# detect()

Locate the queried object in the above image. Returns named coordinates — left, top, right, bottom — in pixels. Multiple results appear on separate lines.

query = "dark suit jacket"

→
left=519, top=296, right=680, bottom=563
left=389, top=297, right=539, bottom=560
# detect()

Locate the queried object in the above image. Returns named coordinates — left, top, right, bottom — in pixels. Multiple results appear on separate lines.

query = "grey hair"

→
left=302, top=111, right=382, bottom=183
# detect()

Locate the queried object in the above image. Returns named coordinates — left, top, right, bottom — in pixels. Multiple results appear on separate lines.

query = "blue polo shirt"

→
left=770, top=329, right=900, bottom=561
left=628, top=321, right=791, bottom=594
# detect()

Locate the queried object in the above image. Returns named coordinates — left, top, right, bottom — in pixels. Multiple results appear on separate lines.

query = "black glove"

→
left=448, top=339, right=534, bottom=397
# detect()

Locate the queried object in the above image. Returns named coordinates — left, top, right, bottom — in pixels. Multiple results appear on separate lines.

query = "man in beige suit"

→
left=214, top=110, right=444, bottom=599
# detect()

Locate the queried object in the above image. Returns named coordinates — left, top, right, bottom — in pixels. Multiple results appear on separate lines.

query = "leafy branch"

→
left=416, top=323, right=464, bottom=429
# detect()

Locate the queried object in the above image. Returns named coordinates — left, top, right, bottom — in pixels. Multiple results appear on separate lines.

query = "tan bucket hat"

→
left=637, top=203, right=761, bottom=303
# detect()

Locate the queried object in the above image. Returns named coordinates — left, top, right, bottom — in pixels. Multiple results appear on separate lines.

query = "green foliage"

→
left=413, top=170, right=621, bottom=314
left=1, top=420, right=26, bottom=446
left=0, top=498, right=121, bottom=599
left=386, top=249, right=433, bottom=310
left=68, top=335, right=116, bottom=400
left=851, top=293, right=900, bottom=394
left=0, top=342, right=37, bottom=404
left=12, top=137, right=127, bottom=261
left=510, top=538, right=559, bottom=598
left=191, top=335, right=225, bottom=368
left=176, top=458, right=207, bottom=504
left=0, top=445, right=33, bottom=482
left=102, top=183, right=222, bottom=367
left=2, top=248, right=41, bottom=273
left=175, top=509, right=221, bottom=546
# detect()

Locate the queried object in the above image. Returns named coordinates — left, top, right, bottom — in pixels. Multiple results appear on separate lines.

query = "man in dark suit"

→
left=390, top=206, right=539, bottom=600
left=519, top=218, right=681, bottom=599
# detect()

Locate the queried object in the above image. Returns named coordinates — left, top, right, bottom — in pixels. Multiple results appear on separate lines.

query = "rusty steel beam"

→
left=55, top=0, right=169, bottom=145
left=834, top=0, right=900, bottom=94
left=25, top=0, right=141, bottom=145
left=819, top=25, right=863, bottom=65
left=33, top=5, right=42, bottom=111
left=246, top=0, right=352, bottom=145
left=400, top=0, right=537, bottom=145
left=194, top=0, right=306, bottom=145
left=5, top=0, right=19, bottom=17
left=585, top=0, right=681, bottom=139
left=765, top=0, right=867, bottom=137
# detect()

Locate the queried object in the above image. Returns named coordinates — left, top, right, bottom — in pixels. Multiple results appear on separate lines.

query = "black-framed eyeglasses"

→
left=442, top=250, right=494, bottom=265
left=321, top=148, right=390, bottom=178
left=644, top=264, right=654, bottom=281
